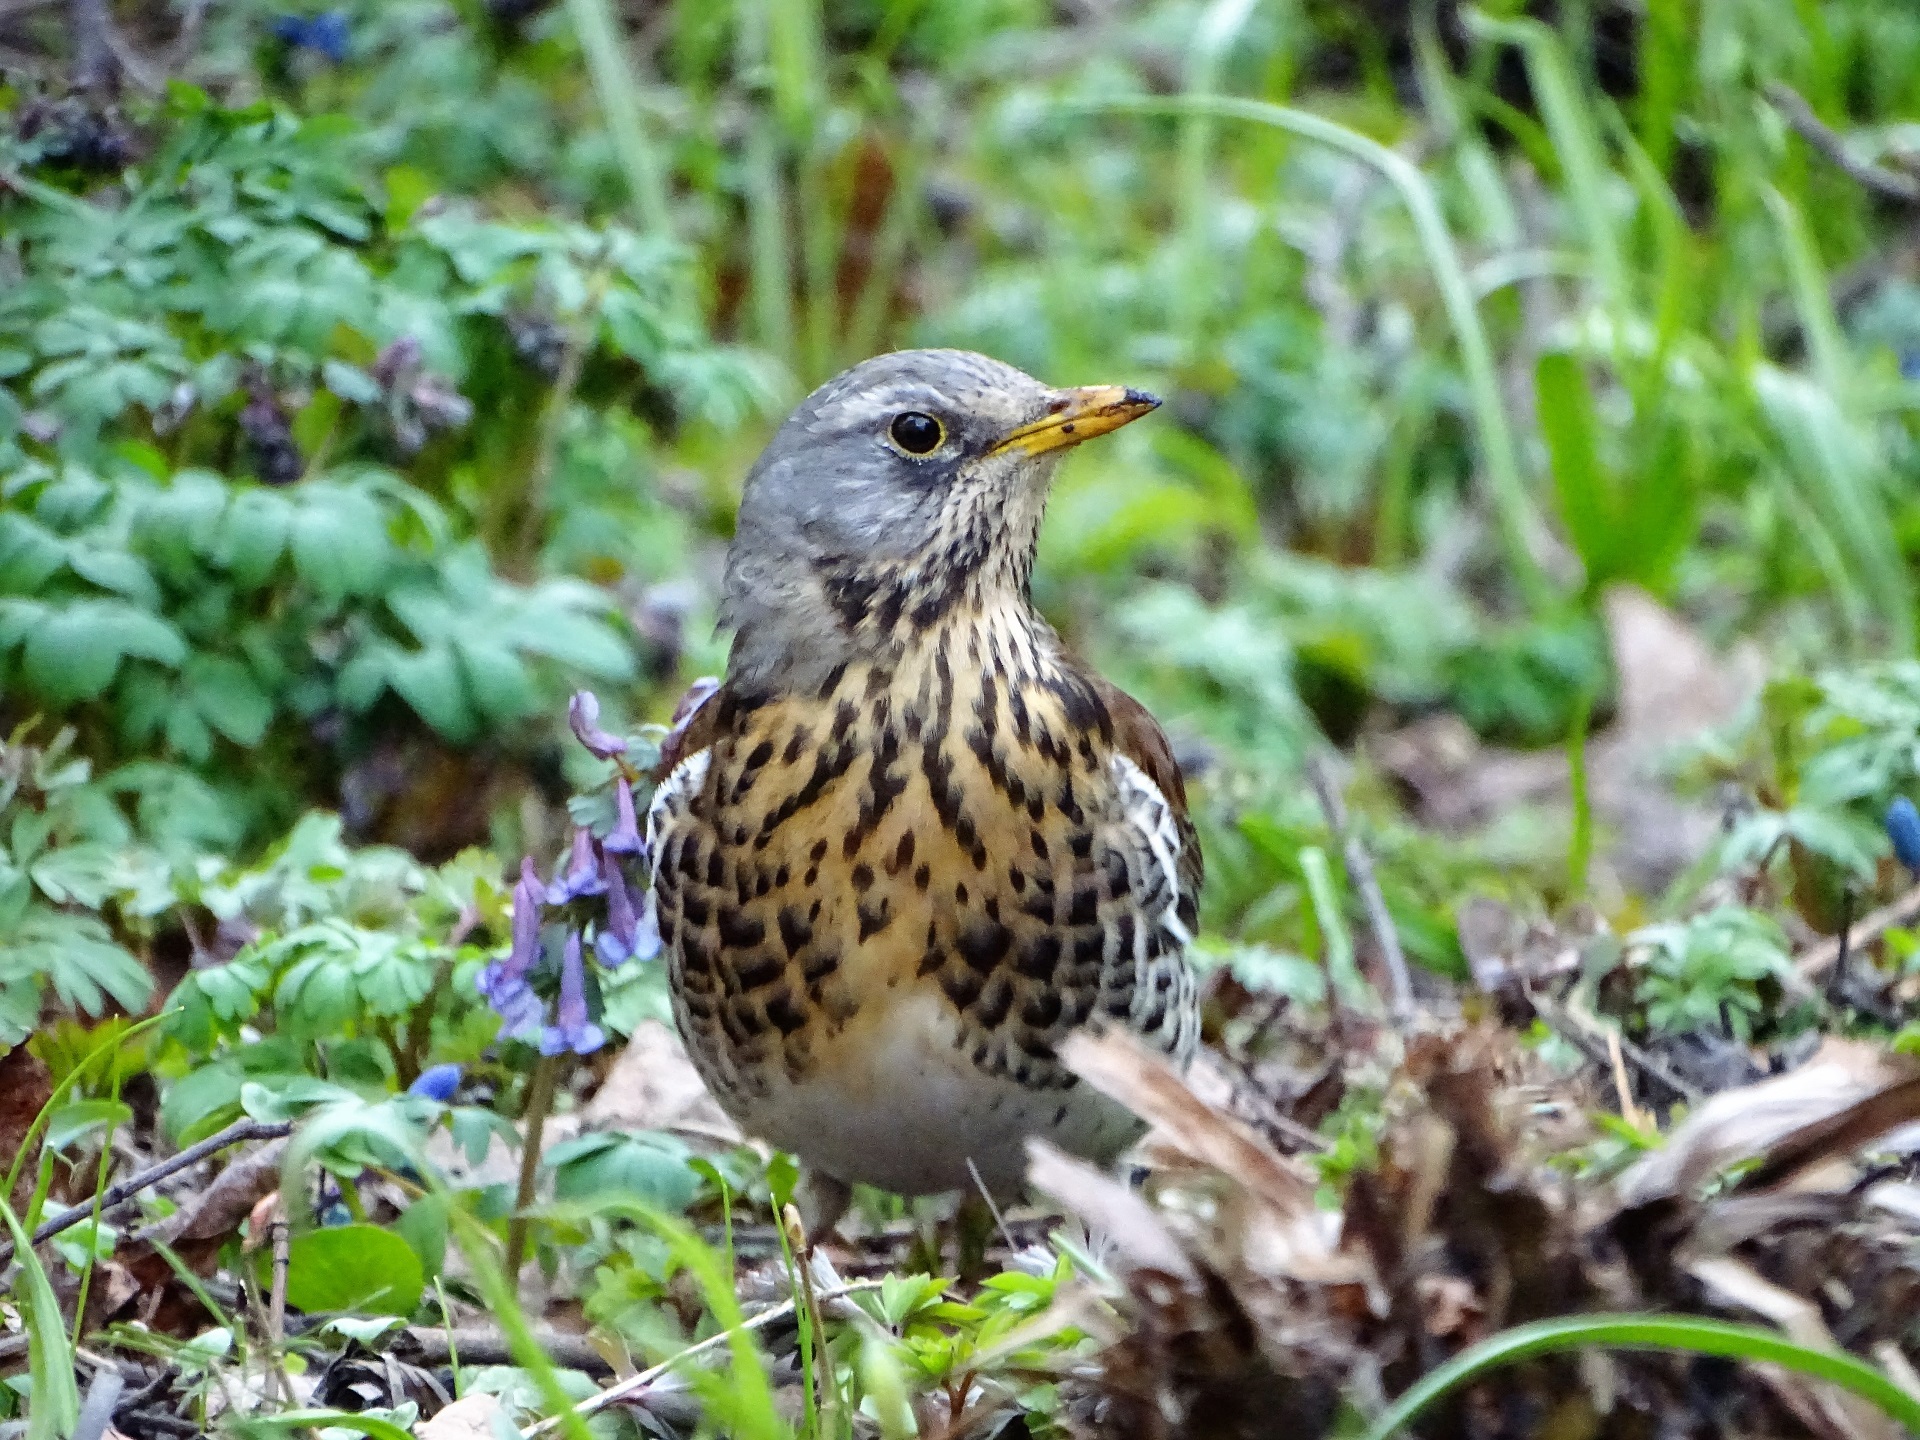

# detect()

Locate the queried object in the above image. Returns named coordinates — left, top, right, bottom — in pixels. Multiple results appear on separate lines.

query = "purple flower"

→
left=408, top=1063, right=464, bottom=1102
left=540, top=932, right=606, bottom=1057
left=546, top=826, right=608, bottom=905
left=603, top=777, right=644, bottom=855
left=568, top=690, right=628, bottom=759
left=595, top=853, right=662, bottom=965
left=480, top=857, right=545, bottom=1009
left=493, top=980, right=545, bottom=1040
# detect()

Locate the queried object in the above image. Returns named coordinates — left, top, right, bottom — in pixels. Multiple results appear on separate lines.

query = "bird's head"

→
left=721, top=348, right=1157, bottom=688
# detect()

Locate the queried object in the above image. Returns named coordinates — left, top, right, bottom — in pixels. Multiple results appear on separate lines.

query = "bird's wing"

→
left=1088, top=677, right=1202, bottom=1062
left=1093, top=676, right=1202, bottom=940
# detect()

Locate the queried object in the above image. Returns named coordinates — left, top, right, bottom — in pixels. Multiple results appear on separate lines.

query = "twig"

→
left=1305, top=752, right=1414, bottom=1024
left=505, top=1049, right=563, bottom=1281
left=965, top=1158, right=1018, bottom=1253
left=0, top=1118, right=293, bottom=1264
left=1795, top=881, right=1920, bottom=980
left=522, top=1280, right=885, bottom=1438
left=70, top=1365, right=124, bottom=1440
left=405, top=1327, right=617, bottom=1375
left=1530, top=988, right=1702, bottom=1104
left=1766, top=81, right=1920, bottom=205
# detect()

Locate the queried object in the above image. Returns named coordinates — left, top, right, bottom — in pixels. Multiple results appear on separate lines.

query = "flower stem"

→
left=506, top=1050, right=564, bottom=1281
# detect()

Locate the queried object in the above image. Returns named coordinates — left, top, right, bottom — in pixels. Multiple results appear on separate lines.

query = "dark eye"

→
left=889, top=411, right=944, bottom=455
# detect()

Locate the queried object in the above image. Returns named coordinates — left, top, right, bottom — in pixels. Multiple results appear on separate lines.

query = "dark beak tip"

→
left=1124, top=387, right=1161, bottom=411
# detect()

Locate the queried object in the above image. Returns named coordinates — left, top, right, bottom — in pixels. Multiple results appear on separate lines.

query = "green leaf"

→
left=213, top=489, right=293, bottom=586
left=19, top=599, right=186, bottom=704
left=281, top=1224, right=425, bottom=1317
left=547, top=1131, right=698, bottom=1213
left=1536, top=351, right=1619, bottom=588
left=386, top=642, right=473, bottom=741
left=291, top=486, right=390, bottom=602
left=43, top=1098, right=133, bottom=1153
left=453, top=637, right=538, bottom=725
left=0, top=514, right=68, bottom=595
left=184, top=653, right=274, bottom=746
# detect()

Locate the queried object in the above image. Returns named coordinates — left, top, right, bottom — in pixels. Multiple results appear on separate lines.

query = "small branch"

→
left=0, top=1118, right=293, bottom=1265
left=1766, top=81, right=1920, bottom=205
left=404, top=1327, right=617, bottom=1375
left=505, top=1050, right=563, bottom=1281
left=1306, top=752, right=1414, bottom=1024
left=1794, top=881, right=1920, bottom=980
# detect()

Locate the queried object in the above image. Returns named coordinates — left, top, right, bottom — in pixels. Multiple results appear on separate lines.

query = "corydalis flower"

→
left=595, top=851, right=662, bottom=966
left=546, top=825, right=608, bottom=904
left=568, top=690, right=628, bottom=759
left=408, top=1063, right=464, bottom=1102
left=541, top=932, right=606, bottom=1057
left=1889, top=796, right=1920, bottom=876
left=603, top=777, right=644, bottom=855
left=479, top=856, right=543, bottom=1010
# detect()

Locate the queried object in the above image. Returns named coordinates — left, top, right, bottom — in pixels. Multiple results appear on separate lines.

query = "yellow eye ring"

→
left=888, top=411, right=944, bottom=455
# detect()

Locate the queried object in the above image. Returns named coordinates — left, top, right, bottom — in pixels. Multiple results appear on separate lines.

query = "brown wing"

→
left=1091, top=675, right=1202, bottom=941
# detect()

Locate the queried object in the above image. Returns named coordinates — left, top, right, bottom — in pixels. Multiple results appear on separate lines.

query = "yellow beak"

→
left=988, top=384, right=1160, bottom=458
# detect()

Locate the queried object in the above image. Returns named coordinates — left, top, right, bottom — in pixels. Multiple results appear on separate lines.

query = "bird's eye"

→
left=888, top=411, right=944, bottom=455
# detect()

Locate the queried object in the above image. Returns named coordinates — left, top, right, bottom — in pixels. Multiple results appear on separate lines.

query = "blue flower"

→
left=408, top=1063, right=464, bottom=1102
left=540, top=932, right=606, bottom=1057
left=568, top=690, right=628, bottom=760
left=270, top=10, right=350, bottom=62
left=480, top=856, right=545, bottom=1012
left=595, top=853, right=661, bottom=965
left=603, top=777, right=644, bottom=855
left=546, top=826, right=608, bottom=905
left=1888, top=796, right=1920, bottom=876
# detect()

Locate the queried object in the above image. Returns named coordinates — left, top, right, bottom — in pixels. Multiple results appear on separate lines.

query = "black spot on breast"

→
left=858, top=898, right=892, bottom=940
left=851, top=863, right=875, bottom=892
left=975, top=978, right=1012, bottom=1029
left=802, top=948, right=839, bottom=984
left=1015, top=933, right=1060, bottom=980
left=764, top=988, right=807, bottom=1034
left=957, top=918, right=1013, bottom=974
left=718, top=907, right=766, bottom=948
left=941, top=966, right=983, bottom=1010
left=887, top=832, right=916, bottom=874
left=706, top=851, right=726, bottom=888
left=681, top=892, right=711, bottom=926
left=1068, top=887, right=1099, bottom=926
left=778, top=907, right=812, bottom=957
left=1022, top=990, right=1063, bottom=1029
left=782, top=727, right=810, bottom=764
left=733, top=950, right=783, bottom=991
left=913, top=863, right=931, bottom=891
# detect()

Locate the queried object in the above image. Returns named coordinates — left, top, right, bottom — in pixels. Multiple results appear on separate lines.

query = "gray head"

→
left=721, top=348, right=1157, bottom=690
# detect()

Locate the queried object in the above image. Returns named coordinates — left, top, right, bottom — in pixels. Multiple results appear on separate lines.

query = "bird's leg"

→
left=954, top=1191, right=999, bottom=1283
left=795, top=1169, right=852, bottom=1244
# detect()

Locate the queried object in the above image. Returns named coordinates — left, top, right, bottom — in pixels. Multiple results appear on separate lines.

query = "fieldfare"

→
left=647, top=349, right=1200, bottom=1225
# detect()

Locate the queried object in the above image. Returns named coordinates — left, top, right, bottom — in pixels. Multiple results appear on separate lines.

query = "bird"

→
left=646, top=348, right=1200, bottom=1229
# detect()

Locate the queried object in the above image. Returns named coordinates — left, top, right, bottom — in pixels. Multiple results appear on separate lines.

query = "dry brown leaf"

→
left=415, top=1392, right=508, bottom=1440
left=1026, top=1138, right=1196, bottom=1281
left=1060, top=1029, right=1316, bottom=1213
left=1615, top=1040, right=1910, bottom=1209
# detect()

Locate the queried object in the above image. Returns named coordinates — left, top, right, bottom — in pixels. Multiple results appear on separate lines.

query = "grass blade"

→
left=1073, top=93, right=1553, bottom=606
left=0, top=1197, right=80, bottom=1440
left=1361, top=1313, right=1920, bottom=1440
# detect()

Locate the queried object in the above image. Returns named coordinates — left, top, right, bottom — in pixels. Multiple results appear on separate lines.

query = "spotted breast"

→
left=647, top=606, right=1200, bottom=1201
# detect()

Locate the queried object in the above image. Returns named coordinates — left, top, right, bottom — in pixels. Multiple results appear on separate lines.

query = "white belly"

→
left=718, top=992, right=1145, bottom=1197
